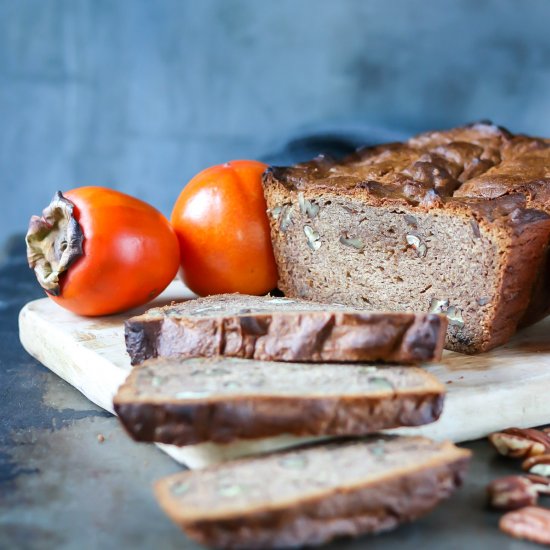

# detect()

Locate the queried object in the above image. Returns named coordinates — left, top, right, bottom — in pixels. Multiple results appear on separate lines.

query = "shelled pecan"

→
left=522, top=454, right=550, bottom=478
left=487, top=476, right=538, bottom=510
left=525, top=474, right=550, bottom=495
left=488, top=428, right=550, bottom=459
left=500, top=506, right=550, bottom=545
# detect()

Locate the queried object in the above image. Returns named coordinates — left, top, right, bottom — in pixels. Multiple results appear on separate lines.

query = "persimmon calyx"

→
left=25, top=191, right=84, bottom=296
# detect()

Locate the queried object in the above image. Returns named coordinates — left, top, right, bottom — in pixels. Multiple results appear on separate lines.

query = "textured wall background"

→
left=1, top=0, right=550, bottom=236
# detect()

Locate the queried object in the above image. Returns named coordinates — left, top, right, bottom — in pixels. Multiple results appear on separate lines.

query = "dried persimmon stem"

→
left=25, top=191, right=84, bottom=296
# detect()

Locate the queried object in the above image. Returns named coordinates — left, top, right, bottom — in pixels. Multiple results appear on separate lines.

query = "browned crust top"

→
left=263, top=122, right=550, bottom=217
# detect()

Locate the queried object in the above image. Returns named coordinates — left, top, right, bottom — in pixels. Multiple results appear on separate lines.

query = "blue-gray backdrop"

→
left=1, top=0, right=549, bottom=237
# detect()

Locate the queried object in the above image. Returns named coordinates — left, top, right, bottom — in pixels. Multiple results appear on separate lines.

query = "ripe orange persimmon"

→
left=170, top=160, right=278, bottom=296
left=26, top=186, right=180, bottom=316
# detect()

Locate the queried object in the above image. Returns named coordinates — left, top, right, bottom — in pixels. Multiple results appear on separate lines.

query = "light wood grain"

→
left=18, top=280, right=550, bottom=469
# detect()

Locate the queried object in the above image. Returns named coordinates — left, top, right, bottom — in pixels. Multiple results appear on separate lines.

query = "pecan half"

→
left=487, top=476, right=538, bottom=510
left=489, top=428, right=550, bottom=459
left=522, top=454, right=550, bottom=477
left=500, top=506, right=550, bottom=545
left=525, top=474, right=550, bottom=495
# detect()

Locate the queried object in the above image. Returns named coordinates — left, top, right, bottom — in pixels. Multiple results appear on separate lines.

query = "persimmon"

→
left=171, top=160, right=278, bottom=296
left=26, top=186, right=180, bottom=316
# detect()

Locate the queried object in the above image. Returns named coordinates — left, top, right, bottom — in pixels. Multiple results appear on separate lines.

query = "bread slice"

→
left=154, top=435, right=471, bottom=548
left=263, top=122, right=550, bottom=353
left=125, top=293, right=447, bottom=365
left=113, top=357, right=445, bottom=445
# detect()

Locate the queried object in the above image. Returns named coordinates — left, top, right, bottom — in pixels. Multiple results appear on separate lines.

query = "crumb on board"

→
left=97, top=434, right=105, bottom=443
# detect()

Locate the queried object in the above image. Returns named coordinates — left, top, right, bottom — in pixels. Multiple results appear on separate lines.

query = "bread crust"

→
left=266, top=123, right=549, bottom=206
left=125, top=295, right=448, bottom=365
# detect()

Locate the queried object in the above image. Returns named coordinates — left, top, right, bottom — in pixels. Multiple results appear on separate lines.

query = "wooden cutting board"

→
left=18, top=280, right=550, bottom=469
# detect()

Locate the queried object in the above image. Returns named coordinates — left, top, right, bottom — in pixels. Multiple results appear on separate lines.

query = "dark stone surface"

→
left=1, top=235, right=546, bottom=549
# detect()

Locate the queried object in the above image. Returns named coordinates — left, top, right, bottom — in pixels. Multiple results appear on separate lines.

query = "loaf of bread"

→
left=113, top=357, right=445, bottom=445
left=263, top=122, right=550, bottom=353
left=154, top=435, right=471, bottom=548
left=125, top=293, right=447, bottom=365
